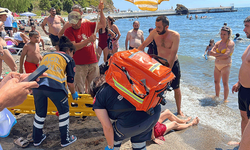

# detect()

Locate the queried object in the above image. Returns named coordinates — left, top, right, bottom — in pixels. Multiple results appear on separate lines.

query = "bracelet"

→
left=152, top=137, right=155, bottom=141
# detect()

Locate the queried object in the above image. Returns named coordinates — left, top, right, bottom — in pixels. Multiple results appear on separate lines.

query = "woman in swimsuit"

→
left=107, top=16, right=121, bottom=54
left=152, top=109, right=199, bottom=145
left=0, top=9, right=17, bottom=77
left=208, top=26, right=235, bottom=102
left=204, top=39, right=215, bottom=56
left=97, top=21, right=116, bottom=62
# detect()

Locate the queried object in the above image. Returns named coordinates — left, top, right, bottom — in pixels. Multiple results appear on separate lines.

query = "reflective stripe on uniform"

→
left=132, top=142, right=146, bottom=149
left=59, top=112, right=69, bottom=120
left=33, top=121, right=44, bottom=129
left=113, top=77, right=143, bottom=104
left=47, top=73, right=66, bottom=83
left=59, top=119, right=69, bottom=127
left=149, top=63, right=161, bottom=72
left=35, top=114, right=46, bottom=122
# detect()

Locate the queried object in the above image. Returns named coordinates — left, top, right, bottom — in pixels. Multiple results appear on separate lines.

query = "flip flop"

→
left=14, top=137, right=29, bottom=148
left=26, top=133, right=34, bottom=143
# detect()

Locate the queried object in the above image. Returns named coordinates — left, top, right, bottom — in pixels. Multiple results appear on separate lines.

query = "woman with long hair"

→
left=107, top=16, right=121, bottom=54
left=97, top=19, right=116, bottom=62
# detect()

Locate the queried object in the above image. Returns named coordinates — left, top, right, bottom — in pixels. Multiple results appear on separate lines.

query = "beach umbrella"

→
left=125, top=0, right=169, bottom=11
left=20, top=12, right=37, bottom=17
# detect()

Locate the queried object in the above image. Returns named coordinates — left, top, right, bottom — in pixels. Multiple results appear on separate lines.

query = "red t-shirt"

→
left=64, top=22, right=98, bottom=65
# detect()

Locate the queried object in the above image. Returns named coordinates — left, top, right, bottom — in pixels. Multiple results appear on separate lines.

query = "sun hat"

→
left=0, top=8, right=8, bottom=15
left=68, top=11, right=81, bottom=24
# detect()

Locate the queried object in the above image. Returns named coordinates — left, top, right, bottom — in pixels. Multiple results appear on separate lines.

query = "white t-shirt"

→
left=13, top=32, right=23, bottom=41
left=4, top=15, right=14, bottom=27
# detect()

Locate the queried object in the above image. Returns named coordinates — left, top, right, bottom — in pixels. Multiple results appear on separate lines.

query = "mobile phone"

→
left=28, top=65, right=48, bottom=81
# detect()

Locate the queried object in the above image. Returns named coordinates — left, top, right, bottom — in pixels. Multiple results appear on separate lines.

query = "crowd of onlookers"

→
left=1, top=1, right=250, bottom=149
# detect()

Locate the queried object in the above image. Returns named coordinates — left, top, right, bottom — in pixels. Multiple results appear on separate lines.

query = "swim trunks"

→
left=171, top=60, right=181, bottom=89
left=153, top=122, right=167, bottom=141
left=129, top=46, right=135, bottom=50
left=238, top=85, right=250, bottom=118
left=4, top=27, right=13, bottom=31
left=49, top=34, right=59, bottom=46
left=24, top=60, right=39, bottom=73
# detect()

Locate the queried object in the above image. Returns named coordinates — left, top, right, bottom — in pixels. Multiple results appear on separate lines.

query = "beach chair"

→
left=6, top=45, right=23, bottom=55
left=5, top=40, right=23, bottom=55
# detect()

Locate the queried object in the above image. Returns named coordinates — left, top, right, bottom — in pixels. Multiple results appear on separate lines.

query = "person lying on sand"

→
left=151, top=109, right=199, bottom=145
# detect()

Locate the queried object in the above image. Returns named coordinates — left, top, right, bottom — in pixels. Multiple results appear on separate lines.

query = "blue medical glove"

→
left=72, top=91, right=78, bottom=100
left=104, top=146, right=114, bottom=150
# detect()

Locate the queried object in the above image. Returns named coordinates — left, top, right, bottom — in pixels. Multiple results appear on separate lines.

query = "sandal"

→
left=14, top=137, right=29, bottom=148
left=27, top=133, right=34, bottom=143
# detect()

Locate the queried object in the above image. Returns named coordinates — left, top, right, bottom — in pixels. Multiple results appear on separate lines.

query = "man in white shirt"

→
left=4, top=14, right=14, bottom=37
left=13, top=26, right=29, bottom=48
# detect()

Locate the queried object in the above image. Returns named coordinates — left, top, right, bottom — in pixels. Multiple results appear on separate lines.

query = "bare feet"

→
left=183, top=117, right=192, bottom=123
left=153, top=138, right=164, bottom=145
left=227, top=141, right=240, bottom=146
left=211, top=95, right=219, bottom=100
left=178, top=111, right=186, bottom=117
left=224, top=99, right=229, bottom=103
left=191, top=117, right=199, bottom=126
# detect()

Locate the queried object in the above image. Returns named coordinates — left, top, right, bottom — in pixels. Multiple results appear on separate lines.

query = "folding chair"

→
left=6, top=45, right=23, bottom=55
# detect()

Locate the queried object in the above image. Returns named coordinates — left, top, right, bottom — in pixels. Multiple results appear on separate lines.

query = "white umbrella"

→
left=20, top=12, right=36, bottom=17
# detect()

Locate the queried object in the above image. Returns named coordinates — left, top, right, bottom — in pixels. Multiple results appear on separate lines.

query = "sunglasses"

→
left=221, top=26, right=230, bottom=31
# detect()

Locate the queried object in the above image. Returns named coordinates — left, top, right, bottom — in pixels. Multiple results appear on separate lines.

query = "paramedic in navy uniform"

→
left=91, top=75, right=161, bottom=150
left=32, top=36, right=78, bottom=147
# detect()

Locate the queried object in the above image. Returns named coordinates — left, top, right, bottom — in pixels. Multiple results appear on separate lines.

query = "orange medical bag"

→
left=105, top=49, right=175, bottom=115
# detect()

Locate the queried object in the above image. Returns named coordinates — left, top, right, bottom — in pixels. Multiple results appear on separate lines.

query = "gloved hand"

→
left=104, top=146, right=114, bottom=150
left=72, top=91, right=78, bottom=100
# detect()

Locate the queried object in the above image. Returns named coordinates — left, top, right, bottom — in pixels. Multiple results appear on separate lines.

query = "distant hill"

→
left=31, top=0, right=116, bottom=15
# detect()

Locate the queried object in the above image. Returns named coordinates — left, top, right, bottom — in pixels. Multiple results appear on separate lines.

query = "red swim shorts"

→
left=154, top=122, right=167, bottom=141
left=24, top=61, right=39, bottom=73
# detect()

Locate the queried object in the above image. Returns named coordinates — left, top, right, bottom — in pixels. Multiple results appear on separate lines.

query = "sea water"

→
left=97, top=7, right=250, bottom=140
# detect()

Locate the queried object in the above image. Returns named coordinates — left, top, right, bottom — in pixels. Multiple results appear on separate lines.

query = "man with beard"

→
left=41, top=7, right=65, bottom=50
left=231, top=16, right=250, bottom=149
left=138, top=16, right=185, bottom=117
left=125, top=21, right=144, bottom=50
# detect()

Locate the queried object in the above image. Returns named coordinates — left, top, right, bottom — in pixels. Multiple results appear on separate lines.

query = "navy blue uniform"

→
left=32, top=52, right=75, bottom=145
left=93, top=84, right=161, bottom=149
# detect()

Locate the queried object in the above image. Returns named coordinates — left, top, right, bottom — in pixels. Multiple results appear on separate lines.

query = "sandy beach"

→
left=0, top=25, right=241, bottom=150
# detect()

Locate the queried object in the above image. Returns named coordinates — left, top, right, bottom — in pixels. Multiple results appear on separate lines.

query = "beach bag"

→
left=105, top=49, right=175, bottom=115
left=0, top=108, right=17, bottom=138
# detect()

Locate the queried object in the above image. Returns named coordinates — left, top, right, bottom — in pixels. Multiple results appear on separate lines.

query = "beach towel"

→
left=0, top=108, right=17, bottom=138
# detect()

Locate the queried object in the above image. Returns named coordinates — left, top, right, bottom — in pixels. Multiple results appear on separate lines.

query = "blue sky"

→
left=112, top=0, right=250, bottom=11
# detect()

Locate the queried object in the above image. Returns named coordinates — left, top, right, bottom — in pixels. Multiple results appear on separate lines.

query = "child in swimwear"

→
left=204, top=39, right=215, bottom=56
left=19, top=31, right=42, bottom=73
left=151, top=109, right=199, bottom=145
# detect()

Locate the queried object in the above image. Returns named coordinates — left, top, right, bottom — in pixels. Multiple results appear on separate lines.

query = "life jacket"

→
left=105, top=49, right=175, bottom=115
